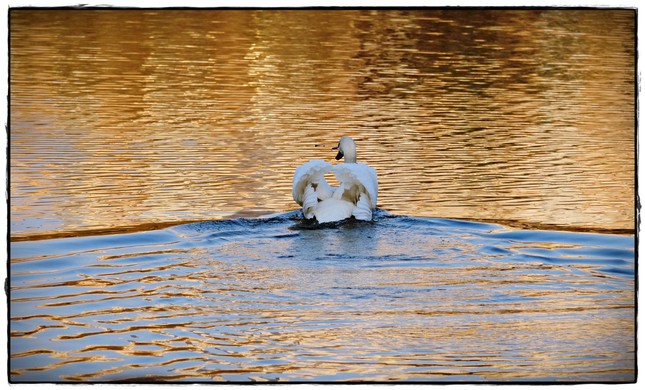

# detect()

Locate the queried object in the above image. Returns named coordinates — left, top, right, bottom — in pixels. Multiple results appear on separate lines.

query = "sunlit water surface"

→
left=9, top=9, right=636, bottom=383
left=10, top=9, right=635, bottom=239
left=10, top=212, right=635, bottom=382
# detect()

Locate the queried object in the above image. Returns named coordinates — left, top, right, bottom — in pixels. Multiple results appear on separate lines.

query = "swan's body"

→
left=292, top=137, right=378, bottom=223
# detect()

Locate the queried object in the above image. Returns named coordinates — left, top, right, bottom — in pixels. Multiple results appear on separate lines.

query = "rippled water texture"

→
left=9, top=9, right=635, bottom=239
left=10, top=213, right=635, bottom=382
left=8, top=8, right=636, bottom=384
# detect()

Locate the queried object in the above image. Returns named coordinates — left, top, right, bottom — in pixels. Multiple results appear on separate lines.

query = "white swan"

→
left=292, top=136, right=378, bottom=223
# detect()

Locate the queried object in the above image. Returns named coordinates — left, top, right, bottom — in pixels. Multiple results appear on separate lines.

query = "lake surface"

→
left=8, top=8, right=636, bottom=383
left=9, top=212, right=636, bottom=382
left=9, top=9, right=635, bottom=239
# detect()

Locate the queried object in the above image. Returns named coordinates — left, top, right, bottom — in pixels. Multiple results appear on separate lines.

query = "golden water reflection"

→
left=9, top=9, right=635, bottom=239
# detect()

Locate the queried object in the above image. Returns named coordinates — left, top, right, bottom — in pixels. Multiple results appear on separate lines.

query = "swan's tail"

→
left=352, top=193, right=373, bottom=221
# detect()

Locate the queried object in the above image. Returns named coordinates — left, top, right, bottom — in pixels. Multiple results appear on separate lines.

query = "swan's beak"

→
left=332, top=144, right=343, bottom=160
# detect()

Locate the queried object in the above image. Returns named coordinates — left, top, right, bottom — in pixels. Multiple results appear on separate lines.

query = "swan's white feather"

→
left=292, top=159, right=333, bottom=206
left=302, top=184, right=318, bottom=219
left=292, top=161, right=378, bottom=223
left=314, top=198, right=355, bottom=223
left=352, top=193, right=373, bottom=221
left=332, top=163, right=378, bottom=209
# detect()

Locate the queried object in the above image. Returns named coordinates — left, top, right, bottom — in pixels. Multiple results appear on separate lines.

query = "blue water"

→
left=9, top=211, right=635, bottom=382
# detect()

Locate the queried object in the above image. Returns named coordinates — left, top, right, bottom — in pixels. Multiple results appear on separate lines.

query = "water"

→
left=8, top=9, right=636, bottom=383
left=9, top=212, right=635, bottom=382
left=9, top=9, right=635, bottom=239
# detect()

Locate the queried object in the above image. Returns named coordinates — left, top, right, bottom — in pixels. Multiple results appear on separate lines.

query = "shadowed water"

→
left=10, top=212, right=635, bottom=382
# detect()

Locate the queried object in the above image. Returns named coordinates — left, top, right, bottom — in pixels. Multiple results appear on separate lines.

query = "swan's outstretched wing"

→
left=292, top=159, right=334, bottom=206
left=333, top=163, right=378, bottom=209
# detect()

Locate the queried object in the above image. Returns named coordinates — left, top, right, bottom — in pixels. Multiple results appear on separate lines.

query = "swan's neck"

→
left=344, top=155, right=357, bottom=164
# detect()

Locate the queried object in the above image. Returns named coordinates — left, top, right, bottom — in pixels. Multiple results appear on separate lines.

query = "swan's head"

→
left=332, top=136, right=357, bottom=163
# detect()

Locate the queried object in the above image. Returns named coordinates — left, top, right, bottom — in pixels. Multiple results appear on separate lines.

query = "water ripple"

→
left=9, top=9, right=635, bottom=239
left=9, top=212, right=634, bottom=382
